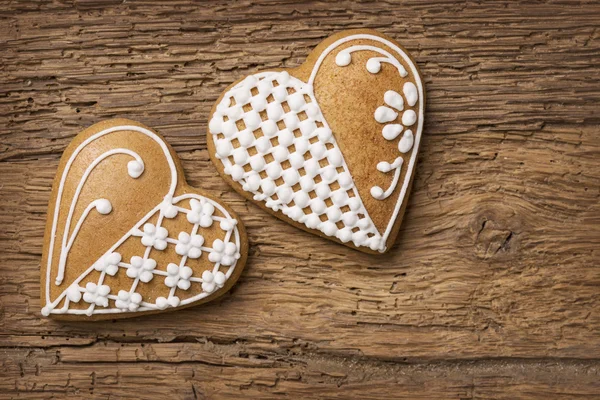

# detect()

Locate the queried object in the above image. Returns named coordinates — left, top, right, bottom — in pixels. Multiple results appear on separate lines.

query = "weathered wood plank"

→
left=1, top=0, right=599, bottom=398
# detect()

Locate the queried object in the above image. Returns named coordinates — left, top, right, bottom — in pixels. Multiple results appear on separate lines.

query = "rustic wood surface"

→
left=1, top=0, right=599, bottom=399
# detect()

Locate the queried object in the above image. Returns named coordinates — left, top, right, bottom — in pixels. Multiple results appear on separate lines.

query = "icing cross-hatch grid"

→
left=42, top=125, right=242, bottom=316
left=209, top=34, right=424, bottom=252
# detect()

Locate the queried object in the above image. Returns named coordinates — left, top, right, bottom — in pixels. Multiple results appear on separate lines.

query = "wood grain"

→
left=1, top=0, right=599, bottom=398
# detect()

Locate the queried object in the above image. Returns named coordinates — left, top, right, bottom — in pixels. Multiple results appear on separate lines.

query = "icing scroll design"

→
left=42, top=125, right=242, bottom=316
left=333, top=42, right=420, bottom=201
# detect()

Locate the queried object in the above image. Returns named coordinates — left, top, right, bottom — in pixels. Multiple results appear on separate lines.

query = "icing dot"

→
left=168, top=296, right=180, bottom=307
left=403, top=82, right=419, bottom=106
left=222, top=120, right=237, bottom=138
left=228, top=106, right=243, bottom=121
left=310, top=141, right=326, bottom=159
left=398, top=130, right=414, bottom=153
left=402, top=110, right=417, bottom=126
left=220, top=220, right=233, bottom=231
left=209, top=115, right=222, bottom=134
left=384, top=90, right=404, bottom=111
left=283, top=169, right=300, bottom=186
left=304, top=158, right=320, bottom=178
left=326, top=207, right=342, bottom=222
left=316, top=127, right=332, bottom=142
left=322, top=221, right=337, bottom=236
left=289, top=206, right=304, bottom=221
left=216, top=139, right=233, bottom=158
left=250, top=96, right=267, bottom=112
left=244, top=110, right=262, bottom=130
left=266, top=163, right=282, bottom=179
left=338, top=172, right=353, bottom=189
left=267, top=102, right=284, bottom=121
left=230, top=164, right=245, bottom=181
left=306, top=214, right=321, bottom=229
left=277, top=187, right=293, bottom=204
left=353, top=231, right=368, bottom=246
left=279, top=129, right=294, bottom=147
left=342, top=212, right=358, bottom=227
left=315, top=183, right=330, bottom=199
left=255, top=136, right=271, bottom=154
left=331, top=190, right=348, bottom=206
left=335, top=51, right=351, bottom=66
left=311, top=198, right=326, bottom=214
left=273, top=86, right=288, bottom=102
left=66, top=284, right=82, bottom=302
left=262, top=120, right=278, bottom=137
left=250, top=155, right=265, bottom=171
left=288, top=92, right=305, bottom=111
left=369, top=238, right=381, bottom=251
left=95, top=199, right=112, bottom=215
left=233, top=148, right=249, bottom=165
left=41, top=306, right=50, bottom=316
left=305, top=103, right=320, bottom=118
left=214, top=271, right=226, bottom=286
left=299, top=120, right=316, bottom=137
left=278, top=71, right=290, bottom=85
left=156, top=297, right=169, bottom=310
left=348, top=197, right=361, bottom=211
left=294, top=191, right=310, bottom=208
left=245, top=172, right=261, bottom=191
left=238, top=130, right=254, bottom=147
left=375, top=106, right=398, bottom=123
left=233, top=88, right=251, bottom=105
left=357, top=218, right=371, bottom=230
left=257, top=79, right=272, bottom=94
left=284, top=114, right=299, bottom=131
left=370, top=186, right=384, bottom=199
left=337, top=228, right=353, bottom=243
left=300, top=175, right=315, bottom=192
left=289, top=153, right=305, bottom=169
left=327, top=148, right=343, bottom=167
left=127, top=160, right=144, bottom=178
left=382, top=124, right=403, bottom=141
left=273, top=146, right=289, bottom=163
left=321, top=165, right=336, bottom=181
left=366, top=58, right=381, bottom=74
left=294, top=137, right=309, bottom=155
left=261, top=179, right=276, bottom=196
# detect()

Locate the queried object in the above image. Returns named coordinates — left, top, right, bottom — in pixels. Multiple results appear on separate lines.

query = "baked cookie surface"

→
left=41, top=119, right=248, bottom=320
left=208, top=29, right=425, bottom=253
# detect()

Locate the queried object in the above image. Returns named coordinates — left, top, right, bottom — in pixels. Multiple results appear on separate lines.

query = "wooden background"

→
left=1, top=0, right=599, bottom=398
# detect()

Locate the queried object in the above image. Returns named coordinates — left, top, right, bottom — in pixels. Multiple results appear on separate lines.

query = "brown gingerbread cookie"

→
left=207, top=29, right=425, bottom=254
left=41, top=119, right=248, bottom=320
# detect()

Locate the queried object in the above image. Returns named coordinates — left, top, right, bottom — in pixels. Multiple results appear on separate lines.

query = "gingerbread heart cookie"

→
left=41, top=119, right=248, bottom=319
left=208, top=29, right=424, bottom=253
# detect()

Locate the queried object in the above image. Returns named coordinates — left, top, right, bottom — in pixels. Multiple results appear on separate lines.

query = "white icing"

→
left=370, top=157, right=404, bottom=200
left=403, top=82, right=418, bottom=106
left=384, top=90, right=404, bottom=111
left=42, top=125, right=243, bottom=316
left=382, top=124, right=403, bottom=141
left=402, top=110, right=417, bottom=126
left=398, top=130, right=414, bottom=153
left=374, top=106, right=398, bottom=123
left=209, top=33, right=424, bottom=252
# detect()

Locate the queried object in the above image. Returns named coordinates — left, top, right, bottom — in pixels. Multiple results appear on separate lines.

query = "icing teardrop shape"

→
left=403, top=82, right=418, bottom=107
left=384, top=90, right=404, bottom=111
left=382, top=124, right=403, bottom=141
left=398, top=130, right=414, bottom=153
left=374, top=106, right=398, bottom=123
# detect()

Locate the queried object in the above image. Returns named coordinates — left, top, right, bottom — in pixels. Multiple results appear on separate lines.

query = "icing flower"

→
left=141, top=223, right=168, bottom=250
left=208, top=239, right=239, bottom=266
left=126, top=256, right=156, bottom=283
left=82, top=283, right=110, bottom=307
left=187, top=198, right=215, bottom=227
left=175, top=232, right=204, bottom=259
left=93, top=252, right=121, bottom=276
left=115, top=290, right=143, bottom=311
left=165, top=263, right=193, bottom=290
left=201, top=270, right=226, bottom=293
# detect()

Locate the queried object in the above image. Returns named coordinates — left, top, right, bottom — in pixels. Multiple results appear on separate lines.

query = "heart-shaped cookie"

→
left=207, top=29, right=424, bottom=253
left=41, top=119, right=248, bottom=319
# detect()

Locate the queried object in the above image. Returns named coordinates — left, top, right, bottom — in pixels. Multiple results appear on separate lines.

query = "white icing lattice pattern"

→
left=210, top=71, right=383, bottom=250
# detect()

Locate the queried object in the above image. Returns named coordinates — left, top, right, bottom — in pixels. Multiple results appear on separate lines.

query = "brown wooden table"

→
left=1, top=1, right=599, bottom=398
